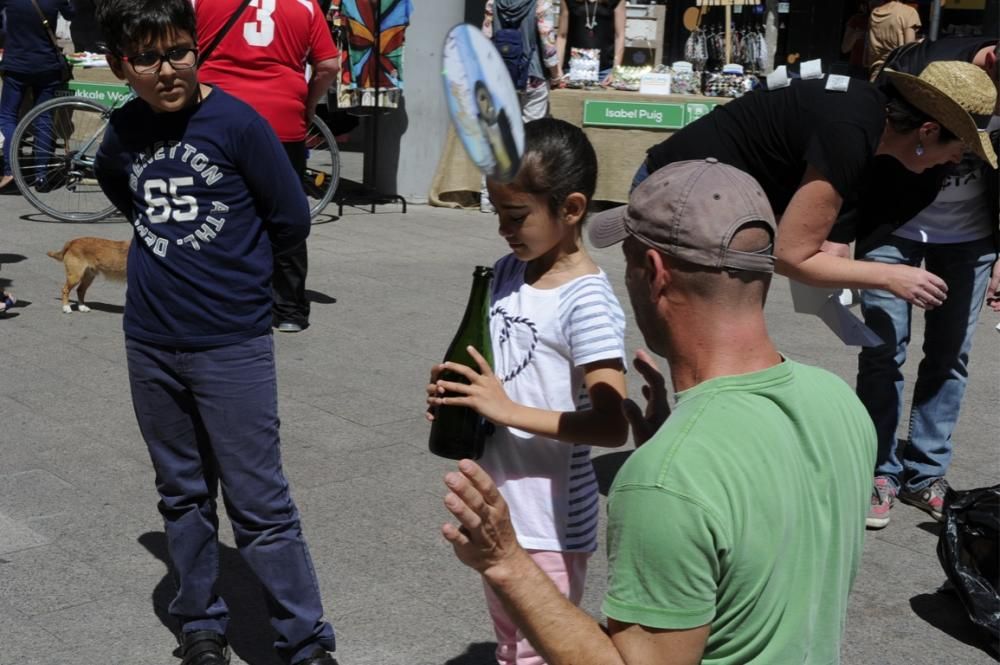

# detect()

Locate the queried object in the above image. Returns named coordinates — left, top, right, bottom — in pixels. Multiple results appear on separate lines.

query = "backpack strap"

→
left=28, top=0, right=65, bottom=60
left=198, top=0, right=256, bottom=66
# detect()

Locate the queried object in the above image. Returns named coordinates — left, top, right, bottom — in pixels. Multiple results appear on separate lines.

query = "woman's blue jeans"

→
left=856, top=235, right=996, bottom=493
left=0, top=71, right=63, bottom=177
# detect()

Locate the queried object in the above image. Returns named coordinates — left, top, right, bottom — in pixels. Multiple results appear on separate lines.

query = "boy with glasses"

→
left=93, top=1, right=340, bottom=664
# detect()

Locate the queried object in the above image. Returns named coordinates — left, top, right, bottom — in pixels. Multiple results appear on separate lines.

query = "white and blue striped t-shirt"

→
left=480, top=253, right=627, bottom=553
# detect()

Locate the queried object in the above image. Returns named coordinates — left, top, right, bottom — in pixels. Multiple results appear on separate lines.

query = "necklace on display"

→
left=584, top=0, right=598, bottom=34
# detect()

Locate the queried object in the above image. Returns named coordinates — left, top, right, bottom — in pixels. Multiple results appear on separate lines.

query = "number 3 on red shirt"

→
left=243, top=0, right=276, bottom=47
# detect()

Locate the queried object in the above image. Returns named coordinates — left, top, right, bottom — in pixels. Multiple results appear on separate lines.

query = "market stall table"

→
left=64, top=64, right=131, bottom=105
left=430, top=87, right=730, bottom=207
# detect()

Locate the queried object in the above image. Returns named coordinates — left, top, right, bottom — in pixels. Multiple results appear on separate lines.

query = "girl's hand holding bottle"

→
left=428, top=346, right=516, bottom=428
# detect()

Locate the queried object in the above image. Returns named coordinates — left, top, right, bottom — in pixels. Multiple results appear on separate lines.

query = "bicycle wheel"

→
left=303, top=114, right=340, bottom=220
left=10, top=96, right=118, bottom=222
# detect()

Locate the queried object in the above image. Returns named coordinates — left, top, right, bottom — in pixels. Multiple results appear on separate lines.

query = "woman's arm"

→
left=554, top=0, right=570, bottom=80
left=601, top=1, right=625, bottom=84
left=775, top=166, right=948, bottom=308
left=537, top=0, right=561, bottom=78
left=482, top=0, right=494, bottom=38
left=612, top=0, right=626, bottom=68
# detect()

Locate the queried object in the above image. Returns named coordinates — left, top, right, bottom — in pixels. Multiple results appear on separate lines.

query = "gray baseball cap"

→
left=588, top=158, right=777, bottom=273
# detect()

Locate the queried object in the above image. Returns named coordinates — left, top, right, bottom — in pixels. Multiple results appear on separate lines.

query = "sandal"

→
left=0, top=292, right=14, bottom=314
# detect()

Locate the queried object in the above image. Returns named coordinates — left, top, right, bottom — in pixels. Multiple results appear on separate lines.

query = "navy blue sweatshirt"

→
left=0, top=0, right=75, bottom=75
left=95, top=87, right=310, bottom=348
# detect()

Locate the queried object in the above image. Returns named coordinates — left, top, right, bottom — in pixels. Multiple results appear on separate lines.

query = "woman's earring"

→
left=916, top=142, right=925, bottom=157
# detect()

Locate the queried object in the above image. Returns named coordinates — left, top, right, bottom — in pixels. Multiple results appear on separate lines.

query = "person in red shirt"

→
left=196, top=0, right=340, bottom=333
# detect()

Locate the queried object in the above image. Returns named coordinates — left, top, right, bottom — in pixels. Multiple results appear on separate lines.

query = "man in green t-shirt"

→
left=439, top=159, right=877, bottom=664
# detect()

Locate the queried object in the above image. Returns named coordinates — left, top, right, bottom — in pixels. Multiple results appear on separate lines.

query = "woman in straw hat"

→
left=632, top=60, right=996, bottom=311
left=858, top=54, right=999, bottom=531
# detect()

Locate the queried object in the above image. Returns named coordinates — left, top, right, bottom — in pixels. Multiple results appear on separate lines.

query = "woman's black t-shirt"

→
left=564, top=0, right=622, bottom=72
left=644, top=78, right=888, bottom=215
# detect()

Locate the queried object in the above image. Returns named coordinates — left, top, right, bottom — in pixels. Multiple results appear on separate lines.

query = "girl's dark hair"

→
left=97, top=0, right=197, bottom=56
left=517, top=118, right=598, bottom=215
left=884, top=83, right=958, bottom=142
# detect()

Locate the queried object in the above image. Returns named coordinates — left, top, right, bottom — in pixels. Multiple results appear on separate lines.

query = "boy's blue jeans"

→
left=125, top=334, right=335, bottom=664
left=856, top=235, right=995, bottom=493
left=0, top=71, right=62, bottom=177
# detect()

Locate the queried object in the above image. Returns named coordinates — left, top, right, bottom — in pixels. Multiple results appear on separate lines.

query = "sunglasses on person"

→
left=121, top=46, right=198, bottom=76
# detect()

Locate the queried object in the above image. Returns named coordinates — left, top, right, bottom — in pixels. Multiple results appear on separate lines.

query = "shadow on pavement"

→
left=139, top=531, right=283, bottom=665
left=910, top=590, right=1000, bottom=661
left=0, top=253, right=27, bottom=264
left=593, top=450, right=633, bottom=496
left=75, top=301, right=125, bottom=314
left=916, top=521, right=943, bottom=537
left=310, top=212, right=341, bottom=226
left=18, top=212, right=125, bottom=224
left=444, top=641, right=499, bottom=665
left=305, top=290, right=337, bottom=305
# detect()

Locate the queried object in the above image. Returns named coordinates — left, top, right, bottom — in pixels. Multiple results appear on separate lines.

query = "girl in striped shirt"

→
left=428, top=118, right=628, bottom=665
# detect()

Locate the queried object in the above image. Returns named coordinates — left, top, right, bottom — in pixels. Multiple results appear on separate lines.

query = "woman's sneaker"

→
left=867, top=476, right=896, bottom=529
left=899, top=477, right=951, bottom=522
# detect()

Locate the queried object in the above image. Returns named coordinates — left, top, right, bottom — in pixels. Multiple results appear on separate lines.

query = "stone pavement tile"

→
left=0, top=374, right=133, bottom=428
left=867, top=506, right=944, bottom=559
left=50, top=516, right=171, bottom=596
left=14, top=638, right=180, bottom=665
left=0, top=512, right=49, bottom=555
left=351, top=439, right=459, bottom=491
left=33, top=438, right=156, bottom=510
left=0, top=545, right=123, bottom=617
left=0, top=469, right=95, bottom=525
left=0, top=398, right=81, bottom=474
left=285, top=384, right=420, bottom=430
left=280, top=441, right=378, bottom=493
left=34, top=591, right=175, bottom=653
left=279, top=396, right=395, bottom=448
left=328, top=594, right=495, bottom=665
left=0, top=619, right=57, bottom=665
left=370, top=416, right=434, bottom=453
left=843, top=536, right=992, bottom=664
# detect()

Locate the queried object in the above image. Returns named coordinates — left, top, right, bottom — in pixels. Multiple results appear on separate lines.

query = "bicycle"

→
left=10, top=94, right=340, bottom=223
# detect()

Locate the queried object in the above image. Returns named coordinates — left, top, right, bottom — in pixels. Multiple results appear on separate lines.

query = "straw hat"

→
left=883, top=60, right=997, bottom=168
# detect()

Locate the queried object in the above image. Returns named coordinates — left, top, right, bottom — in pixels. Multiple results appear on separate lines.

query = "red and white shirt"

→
left=195, top=0, right=338, bottom=142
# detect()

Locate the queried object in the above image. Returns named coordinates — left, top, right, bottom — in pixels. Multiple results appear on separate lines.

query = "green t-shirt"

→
left=602, top=359, right=876, bottom=665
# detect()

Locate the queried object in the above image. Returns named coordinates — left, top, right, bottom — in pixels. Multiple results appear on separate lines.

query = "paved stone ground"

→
left=0, top=195, right=997, bottom=664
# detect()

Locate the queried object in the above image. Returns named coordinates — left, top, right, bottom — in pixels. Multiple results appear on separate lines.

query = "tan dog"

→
left=47, top=237, right=130, bottom=313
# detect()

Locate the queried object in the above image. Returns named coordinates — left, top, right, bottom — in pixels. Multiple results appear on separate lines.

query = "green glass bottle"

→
left=429, top=265, right=494, bottom=460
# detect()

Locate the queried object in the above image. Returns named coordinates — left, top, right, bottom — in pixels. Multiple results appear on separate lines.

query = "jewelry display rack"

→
left=694, top=0, right=762, bottom=64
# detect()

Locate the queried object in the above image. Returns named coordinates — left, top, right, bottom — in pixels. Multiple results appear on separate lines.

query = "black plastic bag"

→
left=937, top=484, right=1000, bottom=641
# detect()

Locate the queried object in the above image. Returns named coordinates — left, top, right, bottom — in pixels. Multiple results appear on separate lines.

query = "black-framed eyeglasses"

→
left=122, top=46, right=198, bottom=75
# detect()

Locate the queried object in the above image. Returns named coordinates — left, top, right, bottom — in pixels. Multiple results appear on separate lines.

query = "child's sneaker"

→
left=866, top=476, right=896, bottom=529
left=899, top=477, right=951, bottom=522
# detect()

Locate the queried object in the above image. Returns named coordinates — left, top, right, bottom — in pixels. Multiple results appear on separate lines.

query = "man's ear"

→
left=106, top=54, right=127, bottom=81
left=562, top=192, right=588, bottom=227
left=646, top=248, right=671, bottom=301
